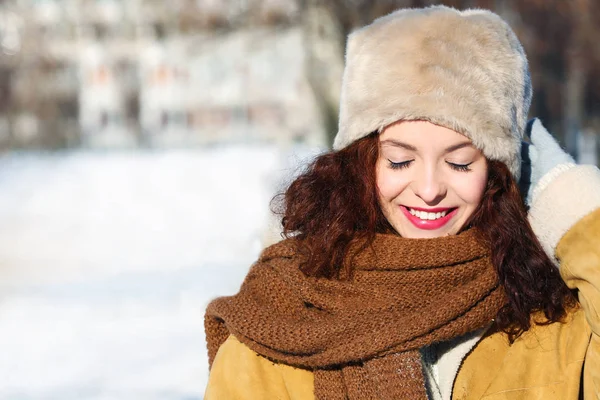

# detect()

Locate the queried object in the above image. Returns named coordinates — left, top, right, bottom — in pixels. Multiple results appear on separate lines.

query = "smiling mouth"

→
left=400, top=206, right=458, bottom=230
left=405, top=207, right=457, bottom=221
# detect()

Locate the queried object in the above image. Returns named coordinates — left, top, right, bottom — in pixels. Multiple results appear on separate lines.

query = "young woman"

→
left=204, top=6, right=600, bottom=399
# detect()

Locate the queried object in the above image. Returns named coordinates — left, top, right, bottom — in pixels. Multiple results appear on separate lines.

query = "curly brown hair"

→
left=274, top=132, right=576, bottom=339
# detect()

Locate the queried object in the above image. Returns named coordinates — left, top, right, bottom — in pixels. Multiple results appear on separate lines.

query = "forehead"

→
left=379, top=121, right=475, bottom=150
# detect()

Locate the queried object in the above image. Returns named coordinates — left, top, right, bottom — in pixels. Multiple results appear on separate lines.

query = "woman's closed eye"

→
left=388, top=159, right=414, bottom=170
left=387, top=159, right=473, bottom=172
left=446, top=161, right=473, bottom=172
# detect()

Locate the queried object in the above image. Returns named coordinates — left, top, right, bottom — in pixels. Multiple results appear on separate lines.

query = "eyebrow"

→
left=380, top=139, right=474, bottom=153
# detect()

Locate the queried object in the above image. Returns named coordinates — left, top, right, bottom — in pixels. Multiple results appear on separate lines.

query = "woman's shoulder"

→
left=259, top=237, right=302, bottom=262
left=456, top=307, right=591, bottom=399
left=479, top=306, right=589, bottom=350
left=206, top=335, right=314, bottom=400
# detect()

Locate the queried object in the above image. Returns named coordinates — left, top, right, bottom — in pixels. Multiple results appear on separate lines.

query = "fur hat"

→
left=333, top=5, right=532, bottom=179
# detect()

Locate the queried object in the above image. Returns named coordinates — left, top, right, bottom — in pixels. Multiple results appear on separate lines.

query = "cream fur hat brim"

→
left=333, top=5, right=532, bottom=179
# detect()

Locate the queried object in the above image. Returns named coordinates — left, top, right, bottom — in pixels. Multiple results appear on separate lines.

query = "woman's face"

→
left=376, top=120, right=488, bottom=238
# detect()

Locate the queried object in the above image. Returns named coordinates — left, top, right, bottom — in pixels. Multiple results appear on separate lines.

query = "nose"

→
left=411, top=165, right=447, bottom=205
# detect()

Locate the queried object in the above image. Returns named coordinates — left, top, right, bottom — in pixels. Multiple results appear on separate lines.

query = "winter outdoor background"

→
left=0, top=145, right=321, bottom=400
left=0, top=1, right=599, bottom=399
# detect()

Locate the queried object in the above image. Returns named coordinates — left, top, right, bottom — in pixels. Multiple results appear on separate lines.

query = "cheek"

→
left=376, top=166, right=409, bottom=200
left=455, top=173, right=488, bottom=206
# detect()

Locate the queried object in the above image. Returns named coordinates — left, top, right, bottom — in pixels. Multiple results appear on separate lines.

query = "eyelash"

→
left=388, top=160, right=413, bottom=170
left=387, top=160, right=473, bottom=172
left=448, top=162, right=473, bottom=172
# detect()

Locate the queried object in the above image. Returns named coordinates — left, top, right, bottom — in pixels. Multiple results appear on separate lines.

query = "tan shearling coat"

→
left=205, top=162, right=600, bottom=399
left=205, top=208, right=600, bottom=399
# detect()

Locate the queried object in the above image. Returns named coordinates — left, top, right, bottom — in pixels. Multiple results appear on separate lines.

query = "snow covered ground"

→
left=0, top=145, right=322, bottom=400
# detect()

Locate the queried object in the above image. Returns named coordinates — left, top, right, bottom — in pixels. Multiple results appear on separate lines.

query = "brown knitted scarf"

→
left=205, top=229, right=506, bottom=399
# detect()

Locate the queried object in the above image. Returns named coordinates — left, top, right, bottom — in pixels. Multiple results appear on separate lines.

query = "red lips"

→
left=400, top=206, right=458, bottom=230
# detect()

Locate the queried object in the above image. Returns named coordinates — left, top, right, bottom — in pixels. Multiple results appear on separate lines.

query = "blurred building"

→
left=0, top=0, right=341, bottom=149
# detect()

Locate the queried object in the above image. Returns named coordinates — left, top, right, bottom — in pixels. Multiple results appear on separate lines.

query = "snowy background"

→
left=0, top=145, right=321, bottom=400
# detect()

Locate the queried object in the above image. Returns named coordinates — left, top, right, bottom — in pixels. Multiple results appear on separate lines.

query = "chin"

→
left=398, top=220, right=465, bottom=238
left=399, top=228, right=449, bottom=239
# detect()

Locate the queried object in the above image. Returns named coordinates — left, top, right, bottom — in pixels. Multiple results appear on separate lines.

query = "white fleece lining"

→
left=531, top=163, right=575, bottom=204
left=528, top=165, right=600, bottom=264
left=421, top=327, right=487, bottom=400
left=436, top=328, right=486, bottom=400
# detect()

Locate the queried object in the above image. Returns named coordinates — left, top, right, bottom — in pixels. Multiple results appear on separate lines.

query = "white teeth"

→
left=408, top=208, right=449, bottom=220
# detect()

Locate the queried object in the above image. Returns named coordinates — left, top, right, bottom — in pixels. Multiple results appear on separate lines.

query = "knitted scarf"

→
left=205, top=229, right=506, bottom=399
